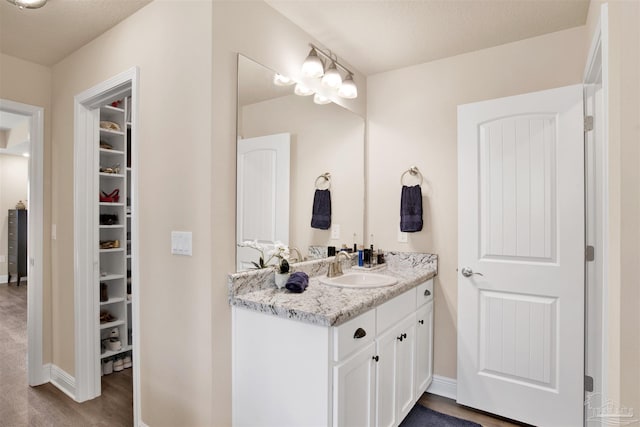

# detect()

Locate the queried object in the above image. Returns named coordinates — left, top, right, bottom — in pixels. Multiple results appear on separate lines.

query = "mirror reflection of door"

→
left=236, top=133, right=290, bottom=271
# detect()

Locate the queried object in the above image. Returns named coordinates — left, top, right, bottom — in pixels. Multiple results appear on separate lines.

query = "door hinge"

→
left=584, top=115, right=594, bottom=132
left=585, top=375, right=594, bottom=392
left=586, top=245, right=595, bottom=262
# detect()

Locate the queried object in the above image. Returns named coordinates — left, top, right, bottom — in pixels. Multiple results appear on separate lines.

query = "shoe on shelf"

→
left=113, top=358, right=124, bottom=372
left=99, top=163, right=121, bottom=174
left=99, top=140, right=113, bottom=150
left=123, top=355, right=132, bottom=369
left=109, top=327, right=119, bottom=339
left=100, top=282, right=108, bottom=302
left=99, top=310, right=116, bottom=324
left=102, top=359, right=113, bottom=375
left=100, top=240, right=120, bottom=250
left=99, top=189, right=120, bottom=203
left=100, top=121, right=121, bottom=132
left=99, top=213, right=119, bottom=225
left=107, top=338, right=122, bottom=351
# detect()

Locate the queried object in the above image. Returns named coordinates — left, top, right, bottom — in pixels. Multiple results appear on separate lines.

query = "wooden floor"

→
left=417, top=392, right=531, bottom=427
left=0, top=282, right=133, bottom=426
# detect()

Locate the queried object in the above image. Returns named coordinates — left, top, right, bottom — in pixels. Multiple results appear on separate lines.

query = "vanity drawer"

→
left=377, top=289, right=416, bottom=334
left=333, top=309, right=376, bottom=362
left=416, top=279, right=434, bottom=307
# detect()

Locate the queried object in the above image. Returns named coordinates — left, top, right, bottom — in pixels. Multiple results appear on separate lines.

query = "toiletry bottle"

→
left=364, top=249, right=371, bottom=268
left=358, top=246, right=364, bottom=267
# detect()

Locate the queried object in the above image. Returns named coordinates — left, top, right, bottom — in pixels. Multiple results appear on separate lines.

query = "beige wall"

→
left=241, top=95, right=365, bottom=256
left=0, top=52, right=53, bottom=363
left=597, top=0, right=640, bottom=417
left=50, top=1, right=213, bottom=425
left=0, top=155, right=28, bottom=279
left=366, top=26, right=588, bottom=379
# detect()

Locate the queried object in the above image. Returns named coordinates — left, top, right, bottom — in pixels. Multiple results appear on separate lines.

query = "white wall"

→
left=0, top=154, right=28, bottom=281
left=241, top=95, right=365, bottom=255
left=367, top=26, right=588, bottom=379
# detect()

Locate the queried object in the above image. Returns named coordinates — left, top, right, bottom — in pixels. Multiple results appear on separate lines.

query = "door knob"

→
left=461, top=267, right=483, bottom=278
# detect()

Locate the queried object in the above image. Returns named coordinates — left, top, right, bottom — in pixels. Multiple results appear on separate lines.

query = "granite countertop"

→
left=228, top=252, right=437, bottom=327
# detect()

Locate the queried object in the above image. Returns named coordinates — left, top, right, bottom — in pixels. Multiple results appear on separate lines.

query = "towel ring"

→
left=400, top=166, right=423, bottom=186
left=315, top=172, right=331, bottom=190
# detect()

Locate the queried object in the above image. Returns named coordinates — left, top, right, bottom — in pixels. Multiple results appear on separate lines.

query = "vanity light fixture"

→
left=273, top=73, right=295, bottom=86
left=321, top=61, right=342, bottom=89
left=337, top=73, right=358, bottom=99
left=301, top=48, right=325, bottom=78
left=6, top=0, right=47, bottom=9
left=294, top=83, right=314, bottom=96
left=300, top=43, right=358, bottom=100
left=313, top=93, right=331, bottom=105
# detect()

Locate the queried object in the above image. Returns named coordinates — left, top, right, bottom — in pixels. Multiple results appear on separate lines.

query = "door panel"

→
left=457, top=85, right=584, bottom=427
left=334, top=342, right=376, bottom=427
left=415, top=302, right=433, bottom=396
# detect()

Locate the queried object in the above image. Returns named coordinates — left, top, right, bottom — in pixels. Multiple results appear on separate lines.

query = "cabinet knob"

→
left=353, top=328, right=367, bottom=339
left=372, top=355, right=379, bottom=362
left=402, top=333, right=407, bottom=339
left=397, top=335, right=403, bottom=342
left=418, top=319, right=424, bottom=325
left=397, top=333, right=406, bottom=342
left=424, top=289, right=431, bottom=297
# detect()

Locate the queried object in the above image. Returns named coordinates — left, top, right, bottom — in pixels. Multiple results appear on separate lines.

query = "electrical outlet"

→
left=331, top=224, right=341, bottom=240
left=398, top=229, right=408, bottom=243
left=171, top=231, right=193, bottom=256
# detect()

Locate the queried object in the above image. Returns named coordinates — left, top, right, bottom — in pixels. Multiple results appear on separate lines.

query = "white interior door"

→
left=457, top=85, right=584, bottom=426
left=236, top=133, right=290, bottom=271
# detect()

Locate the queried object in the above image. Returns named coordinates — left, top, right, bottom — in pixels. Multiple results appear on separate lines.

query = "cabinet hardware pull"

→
left=372, top=355, right=379, bottom=362
left=397, top=336, right=403, bottom=342
left=424, top=289, right=431, bottom=296
left=402, top=333, right=407, bottom=339
left=418, top=320, right=424, bottom=325
left=353, top=328, right=367, bottom=339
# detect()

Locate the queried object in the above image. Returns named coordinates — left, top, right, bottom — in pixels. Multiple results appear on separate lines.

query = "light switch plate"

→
left=331, top=224, right=341, bottom=240
left=398, top=229, right=408, bottom=243
left=171, top=231, right=192, bottom=256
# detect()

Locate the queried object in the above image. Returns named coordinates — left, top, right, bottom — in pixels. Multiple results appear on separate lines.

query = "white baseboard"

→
left=49, top=364, right=76, bottom=401
left=138, top=421, right=149, bottom=427
left=0, top=275, right=7, bottom=284
left=427, top=375, right=457, bottom=400
left=0, top=275, right=28, bottom=284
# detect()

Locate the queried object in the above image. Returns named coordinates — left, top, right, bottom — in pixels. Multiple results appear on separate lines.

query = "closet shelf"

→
left=100, top=274, right=125, bottom=281
left=100, top=248, right=125, bottom=254
left=99, top=202, right=124, bottom=207
left=100, top=297, right=126, bottom=306
left=99, top=172, right=126, bottom=179
left=100, top=128, right=125, bottom=136
left=99, top=224, right=124, bottom=229
left=99, top=319, right=125, bottom=330
left=103, top=105, right=124, bottom=113
left=99, top=148, right=125, bottom=156
left=101, top=345, right=132, bottom=360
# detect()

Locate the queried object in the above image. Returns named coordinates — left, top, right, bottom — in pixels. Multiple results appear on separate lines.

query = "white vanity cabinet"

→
left=232, top=278, right=434, bottom=427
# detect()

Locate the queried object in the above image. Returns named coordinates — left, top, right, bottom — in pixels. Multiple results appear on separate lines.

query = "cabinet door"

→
left=395, top=314, right=417, bottom=422
left=415, top=301, right=433, bottom=398
left=375, top=325, right=400, bottom=427
left=334, top=341, right=376, bottom=427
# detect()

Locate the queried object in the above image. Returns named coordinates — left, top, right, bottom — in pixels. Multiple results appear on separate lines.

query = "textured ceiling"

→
left=0, top=0, right=152, bottom=66
left=266, top=0, right=590, bottom=76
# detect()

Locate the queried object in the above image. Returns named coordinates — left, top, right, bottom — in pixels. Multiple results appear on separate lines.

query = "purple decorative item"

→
left=285, top=272, right=309, bottom=293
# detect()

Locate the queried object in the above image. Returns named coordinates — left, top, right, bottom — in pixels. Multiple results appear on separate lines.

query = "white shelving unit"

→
left=98, top=97, right=134, bottom=370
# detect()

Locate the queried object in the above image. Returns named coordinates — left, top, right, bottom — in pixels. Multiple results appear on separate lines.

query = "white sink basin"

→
left=319, top=272, right=398, bottom=288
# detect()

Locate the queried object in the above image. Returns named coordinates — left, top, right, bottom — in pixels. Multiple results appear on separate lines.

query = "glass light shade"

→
left=294, top=83, right=314, bottom=96
left=273, top=73, right=294, bottom=86
left=322, top=62, right=342, bottom=88
left=7, top=0, right=47, bottom=8
left=337, top=74, right=358, bottom=99
left=301, top=48, right=324, bottom=78
left=313, top=93, right=331, bottom=105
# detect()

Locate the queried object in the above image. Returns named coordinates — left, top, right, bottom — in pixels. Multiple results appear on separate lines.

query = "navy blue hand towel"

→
left=311, top=189, right=331, bottom=230
left=285, top=272, right=309, bottom=293
left=400, top=185, right=423, bottom=232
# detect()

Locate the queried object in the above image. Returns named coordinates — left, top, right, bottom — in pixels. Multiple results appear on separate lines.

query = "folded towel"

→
left=400, top=185, right=423, bottom=232
left=311, top=189, right=331, bottom=230
left=285, top=272, right=309, bottom=293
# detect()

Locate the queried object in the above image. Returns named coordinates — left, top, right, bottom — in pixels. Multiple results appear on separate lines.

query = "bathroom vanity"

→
left=229, top=252, right=437, bottom=427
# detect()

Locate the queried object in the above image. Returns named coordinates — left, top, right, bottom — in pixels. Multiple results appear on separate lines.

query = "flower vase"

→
left=274, top=272, right=290, bottom=289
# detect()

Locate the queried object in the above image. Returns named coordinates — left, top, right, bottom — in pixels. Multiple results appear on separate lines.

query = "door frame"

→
left=73, top=67, right=141, bottom=424
left=583, top=4, right=609, bottom=424
left=0, top=98, right=47, bottom=386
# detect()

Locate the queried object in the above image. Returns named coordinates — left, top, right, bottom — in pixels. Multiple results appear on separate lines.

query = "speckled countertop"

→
left=228, top=252, right=437, bottom=327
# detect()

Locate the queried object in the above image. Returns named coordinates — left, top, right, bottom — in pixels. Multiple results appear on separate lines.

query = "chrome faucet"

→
left=289, top=247, right=305, bottom=263
left=327, top=251, right=351, bottom=278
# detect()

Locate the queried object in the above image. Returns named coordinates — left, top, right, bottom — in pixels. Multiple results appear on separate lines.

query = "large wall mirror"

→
left=236, top=54, right=365, bottom=271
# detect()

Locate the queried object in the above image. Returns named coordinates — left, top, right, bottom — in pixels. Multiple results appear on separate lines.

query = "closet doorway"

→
left=0, top=98, right=46, bottom=386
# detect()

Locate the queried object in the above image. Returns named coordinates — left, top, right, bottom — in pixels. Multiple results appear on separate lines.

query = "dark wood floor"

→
left=0, top=282, right=133, bottom=426
left=417, top=392, right=530, bottom=427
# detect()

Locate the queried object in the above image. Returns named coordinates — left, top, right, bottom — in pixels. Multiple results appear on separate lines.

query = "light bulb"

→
left=301, top=48, right=324, bottom=78
left=313, top=93, right=331, bottom=105
left=321, top=61, right=342, bottom=89
left=337, top=74, right=358, bottom=99
left=273, top=73, right=294, bottom=86
left=294, top=83, right=314, bottom=96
